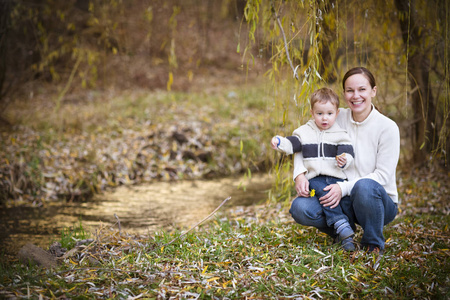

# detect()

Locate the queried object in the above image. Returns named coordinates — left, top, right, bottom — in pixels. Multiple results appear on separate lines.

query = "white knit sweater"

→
left=293, top=105, right=400, bottom=203
left=276, top=120, right=354, bottom=180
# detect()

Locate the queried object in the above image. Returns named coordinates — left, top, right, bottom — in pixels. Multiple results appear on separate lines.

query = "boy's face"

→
left=311, top=101, right=338, bottom=131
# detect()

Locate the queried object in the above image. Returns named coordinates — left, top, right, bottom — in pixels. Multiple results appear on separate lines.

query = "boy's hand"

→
left=336, top=153, right=347, bottom=168
left=271, top=136, right=280, bottom=150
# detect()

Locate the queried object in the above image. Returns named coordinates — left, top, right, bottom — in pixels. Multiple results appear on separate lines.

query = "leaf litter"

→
left=1, top=164, right=448, bottom=299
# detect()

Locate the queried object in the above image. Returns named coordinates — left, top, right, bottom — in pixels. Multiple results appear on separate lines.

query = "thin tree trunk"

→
left=394, top=0, right=437, bottom=163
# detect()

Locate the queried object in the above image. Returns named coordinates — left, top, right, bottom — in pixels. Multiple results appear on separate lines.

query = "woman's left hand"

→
left=319, top=184, right=342, bottom=209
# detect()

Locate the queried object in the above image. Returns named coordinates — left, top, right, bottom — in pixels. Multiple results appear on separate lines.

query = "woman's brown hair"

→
left=342, top=67, right=376, bottom=90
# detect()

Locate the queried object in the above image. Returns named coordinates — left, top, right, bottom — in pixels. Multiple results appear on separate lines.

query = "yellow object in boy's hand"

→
left=310, top=189, right=315, bottom=197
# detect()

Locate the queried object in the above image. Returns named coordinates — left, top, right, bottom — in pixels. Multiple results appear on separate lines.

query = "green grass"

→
left=57, top=220, right=91, bottom=249
left=0, top=208, right=448, bottom=299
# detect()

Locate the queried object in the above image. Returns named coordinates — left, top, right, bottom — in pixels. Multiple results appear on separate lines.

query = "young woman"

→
left=289, top=67, right=400, bottom=253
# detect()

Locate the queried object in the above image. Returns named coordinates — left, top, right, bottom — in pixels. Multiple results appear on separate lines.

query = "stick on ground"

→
left=164, top=197, right=231, bottom=246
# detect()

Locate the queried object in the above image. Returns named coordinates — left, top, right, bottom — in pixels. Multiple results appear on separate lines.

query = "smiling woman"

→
left=291, top=67, right=401, bottom=253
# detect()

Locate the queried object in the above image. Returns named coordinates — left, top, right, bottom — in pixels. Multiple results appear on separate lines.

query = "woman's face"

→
left=343, top=74, right=377, bottom=121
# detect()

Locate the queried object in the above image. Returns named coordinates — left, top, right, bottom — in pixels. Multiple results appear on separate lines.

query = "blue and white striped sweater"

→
left=275, top=120, right=354, bottom=180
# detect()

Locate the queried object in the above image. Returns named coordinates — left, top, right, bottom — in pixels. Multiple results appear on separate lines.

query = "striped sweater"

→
left=275, top=120, right=354, bottom=180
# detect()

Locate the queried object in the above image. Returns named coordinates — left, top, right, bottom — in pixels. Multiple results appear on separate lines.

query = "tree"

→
left=394, top=0, right=449, bottom=163
left=0, top=0, right=12, bottom=122
left=242, top=0, right=449, bottom=165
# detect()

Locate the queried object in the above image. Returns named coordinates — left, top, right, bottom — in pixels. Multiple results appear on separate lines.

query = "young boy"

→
left=271, top=87, right=356, bottom=251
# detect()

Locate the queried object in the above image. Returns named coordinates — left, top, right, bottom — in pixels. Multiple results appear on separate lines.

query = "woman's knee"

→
left=352, top=178, right=380, bottom=195
left=351, top=179, right=384, bottom=213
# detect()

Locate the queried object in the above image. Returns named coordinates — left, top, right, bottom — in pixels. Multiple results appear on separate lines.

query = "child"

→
left=271, top=87, right=356, bottom=251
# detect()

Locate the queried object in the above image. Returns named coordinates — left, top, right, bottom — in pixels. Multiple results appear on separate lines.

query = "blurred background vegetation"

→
left=0, top=0, right=448, bottom=205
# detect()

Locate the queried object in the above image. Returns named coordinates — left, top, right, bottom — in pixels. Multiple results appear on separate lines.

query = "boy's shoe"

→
left=334, top=220, right=355, bottom=241
left=334, top=220, right=355, bottom=252
left=341, top=237, right=356, bottom=252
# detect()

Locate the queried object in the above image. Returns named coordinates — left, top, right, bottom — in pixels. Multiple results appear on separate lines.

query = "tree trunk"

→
left=394, top=0, right=438, bottom=163
left=0, top=0, right=11, bottom=99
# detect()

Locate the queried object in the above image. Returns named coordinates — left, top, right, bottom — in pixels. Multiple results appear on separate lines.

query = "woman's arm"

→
left=337, top=122, right=400, bottom=197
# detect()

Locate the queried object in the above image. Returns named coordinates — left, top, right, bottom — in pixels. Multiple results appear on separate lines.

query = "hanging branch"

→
left=271, top=2, right=299, bottom=80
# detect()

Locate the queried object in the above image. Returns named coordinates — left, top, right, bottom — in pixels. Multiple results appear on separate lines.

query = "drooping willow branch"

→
left=271, top=2, right=299, bottom=80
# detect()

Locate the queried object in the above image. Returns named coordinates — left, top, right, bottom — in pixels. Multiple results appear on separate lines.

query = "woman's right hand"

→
left=295, top=173, right=310, bottom=197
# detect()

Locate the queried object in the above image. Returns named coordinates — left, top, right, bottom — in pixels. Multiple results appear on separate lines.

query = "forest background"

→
left=0, top=0, right=448, bottom=206
left=0, top=0, right=449, bottom=299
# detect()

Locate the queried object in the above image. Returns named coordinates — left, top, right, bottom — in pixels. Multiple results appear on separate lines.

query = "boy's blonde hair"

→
left=310, top=87, right=340, bottom=110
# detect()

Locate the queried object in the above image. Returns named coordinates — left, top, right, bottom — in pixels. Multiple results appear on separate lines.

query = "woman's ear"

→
left=372, top=86, right=377, bottom=97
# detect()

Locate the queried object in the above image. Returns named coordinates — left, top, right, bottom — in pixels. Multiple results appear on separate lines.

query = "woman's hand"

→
left=319, top=184, right=343, bottom=208
left=295, top=173, right=310, bottom=197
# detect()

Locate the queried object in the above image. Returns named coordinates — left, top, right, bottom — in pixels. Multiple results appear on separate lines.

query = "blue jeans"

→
left=309, top=176, right=348, bottom=227
left=289, top=178, right=398, bottom=249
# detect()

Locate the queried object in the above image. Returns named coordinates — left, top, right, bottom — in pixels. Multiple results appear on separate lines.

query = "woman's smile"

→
left=344, top=74, right=377, bottom=122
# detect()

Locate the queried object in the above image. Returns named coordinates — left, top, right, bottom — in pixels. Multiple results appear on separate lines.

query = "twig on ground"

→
left=114, top=213, right=121, bottom=234
left=163, top=197, right=231, bottom=247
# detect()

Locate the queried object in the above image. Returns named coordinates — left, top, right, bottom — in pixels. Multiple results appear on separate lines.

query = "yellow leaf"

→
left=207, top=277, right=220, bottom=282
left=351, top=276, right=359, bottom=282
left=187, top=70, right=193, bottom=82
left=160, top=246, right=164, bottom=253
left=167, top=72, right=173, bottom=91
left=202, top=265, right=208, bottom=274
left=66, top=286, right=76, bottom=292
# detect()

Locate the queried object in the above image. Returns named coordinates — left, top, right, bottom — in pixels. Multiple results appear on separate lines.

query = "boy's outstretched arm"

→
left=271, top=135, right=302, bottom=155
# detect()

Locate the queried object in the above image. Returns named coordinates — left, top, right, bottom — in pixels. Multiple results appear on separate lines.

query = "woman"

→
left=289, top=67, right=400, bottom=253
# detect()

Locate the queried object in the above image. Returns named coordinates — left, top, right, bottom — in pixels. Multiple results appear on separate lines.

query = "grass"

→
left=0, top=200, right=448, bottom=299
left=0, top=164, right=448, bottom=298
left=57, top=220, right=91, bottom=250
